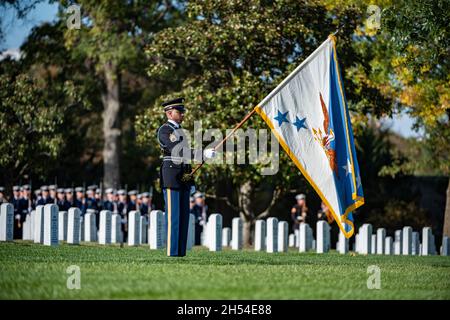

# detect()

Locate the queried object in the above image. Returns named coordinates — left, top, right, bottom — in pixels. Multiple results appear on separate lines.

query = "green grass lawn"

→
left=0, top=241, right=449, bottom=299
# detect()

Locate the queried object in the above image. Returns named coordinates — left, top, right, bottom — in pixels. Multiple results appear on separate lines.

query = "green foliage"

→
left=0, top=61, right=66, bottom=178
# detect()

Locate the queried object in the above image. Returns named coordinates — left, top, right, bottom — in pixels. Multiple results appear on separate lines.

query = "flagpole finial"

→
left=331, top=23, right=345, bottom=38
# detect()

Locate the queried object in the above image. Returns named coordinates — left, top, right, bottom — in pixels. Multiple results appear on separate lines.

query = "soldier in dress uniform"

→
left=102, top=188, right=116, bottom=212
left=12, top=185, right=27, bottom=239
left=95, top=188, right=103, bottom=211
left=56, top=188, right=69, bottom=211
left=117, top=189, right=128, bottom=241
left=37, top=185, right=54, bottom=205
left=65, top=188, right=76, bottom=208
left=139, top=192, right=154, bottom=217
left=21, top=184, right=34, bottom=214
left=127, top=190, right=138, bottom=212
left=49, top=185, right=57, bottom=204
left=75, top=187, right=86, bottom=214
left=157, top=97, right=215, bottom=256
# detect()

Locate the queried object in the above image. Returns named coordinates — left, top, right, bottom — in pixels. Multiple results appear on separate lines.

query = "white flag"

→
left=255, top=35, right=364, bottom=238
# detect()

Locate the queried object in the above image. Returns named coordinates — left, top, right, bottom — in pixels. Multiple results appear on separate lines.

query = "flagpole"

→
left=185, top=108, right=257, bottom=179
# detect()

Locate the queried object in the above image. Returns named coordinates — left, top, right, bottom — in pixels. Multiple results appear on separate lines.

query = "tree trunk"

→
left=101, top=62, right=121, bottom=189
left=443, top=177, right=450, bottom=238
left=239, top=181, right=254, bottom=246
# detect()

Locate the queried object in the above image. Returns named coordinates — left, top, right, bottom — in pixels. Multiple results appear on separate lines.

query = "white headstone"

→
left=84, top=212, right=97, bottom=242
left=288, top=233, right=295, bottom=247
left=0, top=203, right=14, bottom=241
left=355, top=232, right=360, bottom=253
left=376, top=228, right=386, bottom=254
left=187, top=214, right=195, bottom=250
left=140, top=215, right=148, bottom=245
left=99, top=210, right=112, bottom=245
left=43, top=204, right=58, bottom=246
left=222, top=227, right=231, bottom=247
left=29, top=210, right=35, bottom=240
left=294, top=229, right=300, bottom=247
left=412, top=231, right=420, bottom=255
left=421, top=227, right=433, bottom=255
left=128, top=211, right=140, bottom=246
left=277, top=221, right=288, bottom=253
left=67, top=208, right=81, bottom=245
left=33, top=205, right=44, bottom=243
left=316, top=221, right=330, bottom=253
left=360, top=224, right=372, bottom=254
left=394, top=230, right=402, bottom=255
left=22, top=214, right=30, bottom=240
left=231, top=217, right=243, bottom=250
left=149, top=210, right=164, bottom=249
left=338, top=230, right=349, bottom=254
left=58, top=211, right=68, bottom=241
left=442, top=236, right=450, bottom=256
left=299, top=223, right=312, bottom=252
left=371, top=234, right=377, bottom=254
left=402, top=226, right=412, bottom=255
left=111, top=213, right=122, bottom=243
left=254, top=220, right=266, bottom=251
left=207, top=214, right=222, bottom=251
left=384, top=236, right=393, bottom=255
left=266, top=217, right=278, bottom=253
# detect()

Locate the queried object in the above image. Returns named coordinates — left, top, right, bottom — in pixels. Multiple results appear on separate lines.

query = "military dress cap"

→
left=117, top=189, right=126, bottom=195
left=57, top=188, right=65, bottom=193
left=95, top=188, right=101, bottom=194
left=137, top=193, right=142, bottom=199
left=13, top=185, right=20, bottom=191
left=75, top=187, right=84, bottom=193
left=40, top=185, right=49, bottom=191
left=0, top=186, right=4, bottom=192
left=65, top=188, right=73, bottom=193
left=49, top=185, right=57, bottom=190
left=193, top=191, right=204, bottom=199
left=162, top=97, right=185, bottom=113
left=87, top=185, right=96, bottom=191
left=22, top=184, right=30, bottom=190
left=190, top=196, right=195, bottom=202
left=142, top=192, right=150, bottom=198
left=105, top=188, right=114, bottom=194
left=128, top=190, right=138, bottom=196
left=295, top=193, right=306, bottom=200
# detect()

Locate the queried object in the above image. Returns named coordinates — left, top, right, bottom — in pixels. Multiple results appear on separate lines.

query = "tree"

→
left=136, top=0, right=381, bottom=245
left=376, top=0, right=449, bottom=237
left=61, top=0, right=184, bottom=188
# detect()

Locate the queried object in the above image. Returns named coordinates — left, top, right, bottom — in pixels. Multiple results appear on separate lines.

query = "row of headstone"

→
left=4, top=202, right=449, bottom=257
left=353, top=224, right=449, bottom=256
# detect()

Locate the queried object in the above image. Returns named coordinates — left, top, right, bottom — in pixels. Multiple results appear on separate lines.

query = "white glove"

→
left=203, top=148, right=216, bottom=159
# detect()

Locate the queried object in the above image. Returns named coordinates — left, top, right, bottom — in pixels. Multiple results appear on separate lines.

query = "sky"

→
left=1, top=1, right=422, bottom=139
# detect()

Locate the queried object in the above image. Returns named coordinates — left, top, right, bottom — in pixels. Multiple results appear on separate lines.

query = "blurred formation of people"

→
left=290, top=193, right=309, bottom=232
left=0, top=184, right=154, bottom=240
